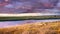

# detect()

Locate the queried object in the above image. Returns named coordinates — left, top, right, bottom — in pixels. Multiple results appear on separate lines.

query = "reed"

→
left=0, top=21, right=60, bottom=34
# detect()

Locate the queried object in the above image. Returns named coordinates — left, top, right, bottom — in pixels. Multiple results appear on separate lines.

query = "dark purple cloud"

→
left=0, top=0, right=60, bottom=13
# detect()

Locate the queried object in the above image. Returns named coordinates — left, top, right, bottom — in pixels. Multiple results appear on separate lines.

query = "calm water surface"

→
left=0, top=19, right=60, bottom=28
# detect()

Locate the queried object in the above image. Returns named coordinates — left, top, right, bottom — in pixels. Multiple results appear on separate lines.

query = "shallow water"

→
left=0, top=19, right=60, bottom=28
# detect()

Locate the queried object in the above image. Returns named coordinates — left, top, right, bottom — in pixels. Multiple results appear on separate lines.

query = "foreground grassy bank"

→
left=0, top=21, right=60, bottom=34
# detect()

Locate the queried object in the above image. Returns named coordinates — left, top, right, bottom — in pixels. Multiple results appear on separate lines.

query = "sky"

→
left=0, top=0, right=59, bottom=8
left=0, top=0, right=60, bottom=13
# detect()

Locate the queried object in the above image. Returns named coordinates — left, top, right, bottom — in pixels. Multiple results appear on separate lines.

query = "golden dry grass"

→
left=0, top=21, right=60, bottom=34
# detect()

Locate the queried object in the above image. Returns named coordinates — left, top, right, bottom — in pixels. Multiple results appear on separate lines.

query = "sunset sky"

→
left=0, top=0, right=60, bottom=13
